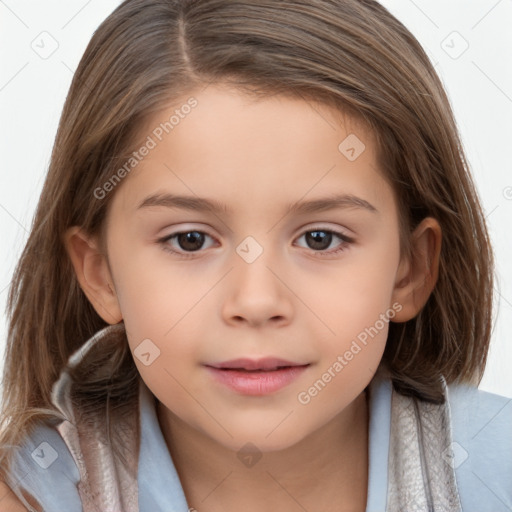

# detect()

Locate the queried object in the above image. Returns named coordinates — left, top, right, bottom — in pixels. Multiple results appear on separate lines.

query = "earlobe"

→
left=63, top=226, right=123, bottom=324
left=391, top=217, right=442, bottom=323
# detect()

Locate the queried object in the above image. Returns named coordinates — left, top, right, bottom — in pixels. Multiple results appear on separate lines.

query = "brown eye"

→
left=295, top=228, right=354, bottom=256
left=305, top=230, right=333, bottom=251
left=175, top=231, right=206, bottom=252
left=159, top=230, right=217, bottom=258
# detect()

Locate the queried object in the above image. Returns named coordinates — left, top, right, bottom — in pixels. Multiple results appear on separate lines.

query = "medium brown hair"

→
left=1, top=0, right=494, bottom=481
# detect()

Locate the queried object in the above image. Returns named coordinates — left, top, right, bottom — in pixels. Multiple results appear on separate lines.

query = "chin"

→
left=209, top=424, right=310, bottom=454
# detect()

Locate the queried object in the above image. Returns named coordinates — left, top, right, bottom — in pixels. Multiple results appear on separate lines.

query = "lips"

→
left=206, top=357, right=308, bottom=372
left=204, top=357, right=310, bottom=395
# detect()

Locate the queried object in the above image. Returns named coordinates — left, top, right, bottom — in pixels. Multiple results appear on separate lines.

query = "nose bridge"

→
left=234, top=233, right=281, bottom=294
left=222, top=232, right=293, bottom=326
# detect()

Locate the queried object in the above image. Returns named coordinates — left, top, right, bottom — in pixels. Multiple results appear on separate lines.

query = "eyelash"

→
left=157, top=227, right=354, bottom=259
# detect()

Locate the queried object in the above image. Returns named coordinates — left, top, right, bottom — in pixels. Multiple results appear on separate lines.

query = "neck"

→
left=157, top=390, right=369, bottom=512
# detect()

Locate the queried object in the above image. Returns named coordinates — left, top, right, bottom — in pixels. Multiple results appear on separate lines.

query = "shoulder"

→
left=447, top=382, right=512, bottom=448
left=446, top=382, right=512, bottom=511
left=2, top=420, right=82, bottom=511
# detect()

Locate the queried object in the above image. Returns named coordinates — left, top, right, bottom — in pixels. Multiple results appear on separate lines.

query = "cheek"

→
left=300, top=236, right=399, bottom=381
left=301, top=240, right=399, bottom=338
left=107, top=241, right=208, bottom=380
left=109, top=239, right=186, bottom=329
left=296, top=280, right=392, bottom=416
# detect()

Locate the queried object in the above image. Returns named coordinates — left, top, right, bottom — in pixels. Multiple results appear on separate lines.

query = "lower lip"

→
left=205, top=365, right=309, bottom=396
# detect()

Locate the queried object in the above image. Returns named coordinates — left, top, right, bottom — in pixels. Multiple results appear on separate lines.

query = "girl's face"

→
left=95, top=84, right=414, bottom=451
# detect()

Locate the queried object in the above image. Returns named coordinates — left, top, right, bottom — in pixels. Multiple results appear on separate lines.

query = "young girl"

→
left=1, top=0, right=511, bottom=510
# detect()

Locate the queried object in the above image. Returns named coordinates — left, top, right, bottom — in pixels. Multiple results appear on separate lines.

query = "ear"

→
left=391, top=217, right=442, bottom=323
left=63, top=226, right=123, bottom=324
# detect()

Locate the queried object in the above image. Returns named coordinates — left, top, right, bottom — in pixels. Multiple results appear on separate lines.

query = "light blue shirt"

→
left=6, top=375, right=512, bottom=511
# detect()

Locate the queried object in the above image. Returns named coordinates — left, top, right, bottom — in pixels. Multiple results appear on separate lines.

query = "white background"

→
left=1, top=1, right=511, bottom=397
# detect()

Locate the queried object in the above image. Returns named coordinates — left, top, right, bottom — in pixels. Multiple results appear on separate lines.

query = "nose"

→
left=221, top=249, right=294, bottom=328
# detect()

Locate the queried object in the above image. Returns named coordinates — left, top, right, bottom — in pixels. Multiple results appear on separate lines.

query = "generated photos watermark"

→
left=94, top=97, right=198, bottom=200
left=297, top=301, right=403, bottom=405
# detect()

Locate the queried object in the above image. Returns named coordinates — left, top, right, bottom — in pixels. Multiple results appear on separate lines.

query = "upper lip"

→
left=206, top=357, right=309, bottom=371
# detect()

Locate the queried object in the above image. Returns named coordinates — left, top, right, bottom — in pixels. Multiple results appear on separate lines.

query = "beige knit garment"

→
left=50, top=325, right=140, bottom=512
left=387, top=377, right=463, bottom=511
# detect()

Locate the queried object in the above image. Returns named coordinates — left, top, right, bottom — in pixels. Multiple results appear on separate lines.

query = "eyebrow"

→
left=136, top=192, right=378, bottom=215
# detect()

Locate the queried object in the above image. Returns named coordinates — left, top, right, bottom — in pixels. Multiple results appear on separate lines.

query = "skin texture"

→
left=0, top=482, right=28, bottom=512
left=65, top=83, right=441, bottom=511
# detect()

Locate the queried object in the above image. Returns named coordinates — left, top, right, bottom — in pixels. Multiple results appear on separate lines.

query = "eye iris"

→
left=178, top=232, right=204, bottom=251
left=307, top=230, right=332, bottom=250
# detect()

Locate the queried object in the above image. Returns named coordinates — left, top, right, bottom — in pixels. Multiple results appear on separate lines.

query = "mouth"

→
left=206, top=357, right=309, bottom=372
left=216, top=366, right=301, bottom=372
left=204, top=358, right=311, bottom=395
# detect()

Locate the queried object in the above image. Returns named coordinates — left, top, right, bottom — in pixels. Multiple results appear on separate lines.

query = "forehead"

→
left=108, top=83, right=392, bottom=220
